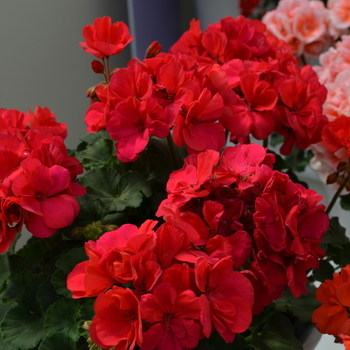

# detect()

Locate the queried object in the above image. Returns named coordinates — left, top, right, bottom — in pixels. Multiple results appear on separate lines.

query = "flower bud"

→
left=91, top=60, right=104, bottom=74
left=145, top=41, right=162, bottom=58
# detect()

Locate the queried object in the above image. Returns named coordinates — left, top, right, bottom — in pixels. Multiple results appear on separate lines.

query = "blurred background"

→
left=0, top=1, right=343, bottom=349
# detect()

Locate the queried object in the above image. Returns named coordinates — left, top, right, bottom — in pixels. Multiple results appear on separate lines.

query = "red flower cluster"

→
left=157, top=143, right=329, bottom=313
left=312, top=265, right=350, bottom=339
left=170, top=16, right=328, bottom=155
left=0, top=106, right=85, bottom=252
left=67, top=144, right=328, bottom=349
left=83, top=16, right=328, bottom=161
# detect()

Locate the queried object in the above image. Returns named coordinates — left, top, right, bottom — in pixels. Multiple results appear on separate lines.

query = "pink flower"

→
left=328, top=0, right=350, bottom=30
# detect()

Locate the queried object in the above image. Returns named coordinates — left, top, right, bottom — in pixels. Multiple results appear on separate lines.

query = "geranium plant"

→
left=1, top=3, right=350, bottom=350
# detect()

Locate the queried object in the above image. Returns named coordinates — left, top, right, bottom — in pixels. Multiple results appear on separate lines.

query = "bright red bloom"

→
left=67, top=221, right=158, bottom=298
left=0, top=108, right=28, bottom=134
left=195, top=257, right=254, bottom=342
left=27, top=106, right=67, bottom=139
left=107, top=97, right=169, bottom=162
left=312, top=265, right=350, bottom=337
left=90, top=286, right=142, bottom=350
left=173, top=88, right=226, bottom=153
left=322, top=116, right=350, bottom=156
left=275, top=69, right=328, bottom=155
left=9, top=158, right=80, bottom=237
left=140, top=283, right=201, bottom=350
left=80, top=16, right=133, bottom=58
left=227, top=73, right=277, bottom=140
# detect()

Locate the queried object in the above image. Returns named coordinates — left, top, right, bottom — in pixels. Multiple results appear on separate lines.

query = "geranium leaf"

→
left=76, top=138, right=115, bottom=169
left=0, top=274, right=25, bottom=303
left=38, top=332, right=77, bottom=350
left=21, top=275, right=45, bottom=315
left=52, top=269, right=71, bottom=298
left=274, top=285, right=321, bottom=323
left=55, top=247, right=87, bottom=273
left=37, top=276, right=60, bottom=313
left=44, top=298, right=81, bottom=342
left=51, top=247, right=87, bottom=298
left=1, top=305, right=46, bottom=350
left=252, top=312, right=303, bottom=350
left=17, top=239, right=49, bottom=265
left=81, top=168, right=151, bottom=212
left=312, top=260, right=335, bottom=282
left=78, top=299, right=95, bottom=322
left=76, top=129, right=111, bottom=152
left=0, top=253, right=10, bottom=291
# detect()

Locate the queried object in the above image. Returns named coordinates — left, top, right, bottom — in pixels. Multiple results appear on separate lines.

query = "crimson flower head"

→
left=312, top=265, right=350, bottom=337
left=80, top=16, right=133, bottom=59
left=89, top=286, right=142, bottom=350
left=322, top=116, right=350, bottom=157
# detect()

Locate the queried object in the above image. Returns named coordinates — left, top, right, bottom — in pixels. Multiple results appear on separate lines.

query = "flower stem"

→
left=103, top=56, right=111, bottom=84
left=43, top=237, right=56, bottom=250
left=263, top=137, right=268, bottom=149
left=326, top=174, right=350, bottom=214
left=167, top=133, right=181, bottom=170
left=299, top=54, right=308, bottom=67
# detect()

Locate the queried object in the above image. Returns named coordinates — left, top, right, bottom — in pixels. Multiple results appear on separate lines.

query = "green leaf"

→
left=17, top=239, right=49, bottom=265
left=80, top=168, right=151, bottom=212
left=0, top=274, right=25, bottom=303
left=37, top=277, right=60, bottom=313
left=252, top=312, right=303, bottom=350
left=67, top=195, right=108, bottom=230
left=21, top=275, right=45, bottom=315
left=77, top=138, right=115, bottom=169
left=312, top=260, right=335, bottom=282
left=340, top=193, right=350, bottom=211
left=196, top=331, right=249, bottom=350
left=0, top=253, right=10, bottom=292
left=78, top=299, right=95, bottom=322
left=76, top=129, right=111, bottom=152
left=44, top=298, right=81, bottom=342
left=51, top=247, right=87, bottom=298
left=39, top=332, right=77, bottom=350
left=274, top=285, right=321, bottom=323
left=52, top=269, right=72, bottom=298
left=1, top=305, right=46, bottom=349
left=55, top=247, right=87, bottom=274
left=0, top=302, right=16, bottom=350
left=131, top=152, right=173, bottom=184
left=285, top=147, right=313, bottom=173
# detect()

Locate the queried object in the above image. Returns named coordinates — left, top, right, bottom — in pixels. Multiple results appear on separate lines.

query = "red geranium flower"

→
left=140, top=283, right=201, bottom=350
left=80, top=16, right=134, bottom=59
left=322, top=115, right=350, bottom=156
left=195, top=257, right=254, bottom=342
left=90, top=286, right=142, bottom=350
left=312, top=265, right=350, bottom=337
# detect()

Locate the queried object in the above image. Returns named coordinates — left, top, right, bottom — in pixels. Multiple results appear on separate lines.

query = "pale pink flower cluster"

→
left=310, top=35, right=350, bottom=186
left=262, top=0, right=347, bottom=58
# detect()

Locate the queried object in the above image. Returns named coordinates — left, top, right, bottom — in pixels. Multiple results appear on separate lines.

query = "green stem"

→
left=167, top=133, right=181, bottom=170
left=326, top=174, right=350, bottom=215
left=43, top=237, right=56, bottom=250
left=103, top=56, right=111, bottom=84
left=263, top=137, right=268, bottom=149
left=299, top=54, right=307, bottom=67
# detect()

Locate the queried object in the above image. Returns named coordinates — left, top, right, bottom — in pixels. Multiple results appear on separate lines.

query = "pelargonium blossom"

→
left=79, top=16, right=133, bottom=59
